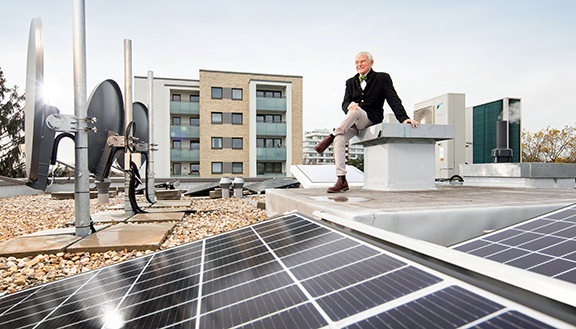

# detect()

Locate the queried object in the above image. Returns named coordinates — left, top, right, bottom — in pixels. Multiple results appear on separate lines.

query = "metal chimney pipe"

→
left=491, top=120, right=513, bottom=163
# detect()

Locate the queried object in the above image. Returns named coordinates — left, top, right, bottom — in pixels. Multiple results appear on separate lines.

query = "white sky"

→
left=2, top=0, right=575, bottom=144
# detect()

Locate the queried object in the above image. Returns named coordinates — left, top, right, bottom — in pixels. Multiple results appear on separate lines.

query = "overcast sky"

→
left=2, top=0, right=575, bottom=139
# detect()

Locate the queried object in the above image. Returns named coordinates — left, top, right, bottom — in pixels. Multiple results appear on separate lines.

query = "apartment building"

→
left=302, top=129, right=364, bottom=165
left=134, top=70, right=303, bottom=178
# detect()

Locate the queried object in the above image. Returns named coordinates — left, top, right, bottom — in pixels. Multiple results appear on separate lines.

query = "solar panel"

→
left=183, top=182, right=220, bottom=196
left=452, top=204, right=576, bottom=285
left=0, top=213, right=569, bottom=328
left=244, top=178, right=300, bottom=194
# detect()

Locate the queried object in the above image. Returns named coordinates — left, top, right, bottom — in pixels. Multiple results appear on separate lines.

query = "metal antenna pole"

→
left=147, top=70, right=156, bottom=202
left=72, top=0, right=91, bottom=237
left=124, top=39, right=134, bottom=216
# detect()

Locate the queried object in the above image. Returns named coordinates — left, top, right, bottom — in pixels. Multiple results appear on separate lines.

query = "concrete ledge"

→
left=461, top=163, right=576, bottom=178
left=266, top=185, right=576, bottom=246
left=461, top=163, right=576, bottom=189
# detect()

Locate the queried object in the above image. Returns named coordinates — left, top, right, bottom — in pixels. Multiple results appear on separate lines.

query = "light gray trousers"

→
left=333, top=109, right=373, bottom=176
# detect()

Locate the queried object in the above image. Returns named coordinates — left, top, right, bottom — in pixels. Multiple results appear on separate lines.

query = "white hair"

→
left=356, top=51, right=373, bottom=61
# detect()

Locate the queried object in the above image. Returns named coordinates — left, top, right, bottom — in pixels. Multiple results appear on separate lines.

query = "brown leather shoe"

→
left=314, top=135, right=334, bottom=154
left=327, top=176, right=349, bottom=193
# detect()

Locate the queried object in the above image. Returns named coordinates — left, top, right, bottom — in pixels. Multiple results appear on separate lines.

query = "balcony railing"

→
left=170, top=125, right=200, bottom=139
left=170, top=101, right=199, bottom=115
left=256, top=147, right=286, bottom=161
left=256, top=97, right=286, bottom=111
left=256, top=122, right=286, bottom=136
left=170, top=148, right=200, bottom=162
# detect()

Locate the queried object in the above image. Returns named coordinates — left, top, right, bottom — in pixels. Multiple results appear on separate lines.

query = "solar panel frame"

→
left=0, top=212, right=573, bottom=328
left=452, top=204, right=576, bottom=285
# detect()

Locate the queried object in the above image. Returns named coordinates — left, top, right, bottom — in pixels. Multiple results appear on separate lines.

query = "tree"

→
left=522, top=125, right=576, bottom=163
left=0, top=68, right=26, bottom=177
left=348, top=156, right=364, bottom=172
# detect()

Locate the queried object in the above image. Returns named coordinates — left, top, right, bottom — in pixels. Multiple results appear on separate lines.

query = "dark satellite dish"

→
left=117, top=101, right=149, bottom=167
left=24, top=18, right=59, bottom=190
left=86, top=79, right=124, bottom=181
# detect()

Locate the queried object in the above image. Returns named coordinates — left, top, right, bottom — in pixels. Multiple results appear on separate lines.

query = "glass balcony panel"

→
left=256, top=122, right=286, bottom=136
left=170, top=101, right=200, bottom=115
left=256, top=147, right=286, bottom=161
left=256, top=97, right=286, bottom=111
left=170, top=149, right=200, bottom=162
left=171, top=125, right=200, bottom=139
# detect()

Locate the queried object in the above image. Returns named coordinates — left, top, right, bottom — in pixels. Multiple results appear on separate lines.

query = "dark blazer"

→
left=342, top=69, right=409, bottom=125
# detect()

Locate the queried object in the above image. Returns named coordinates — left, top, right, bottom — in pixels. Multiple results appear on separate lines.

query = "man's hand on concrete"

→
left=403, top=119, right=419, bottom=128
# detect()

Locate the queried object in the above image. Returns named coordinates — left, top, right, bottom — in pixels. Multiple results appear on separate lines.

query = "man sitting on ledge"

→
left=314, top=51, right=418, bottom=193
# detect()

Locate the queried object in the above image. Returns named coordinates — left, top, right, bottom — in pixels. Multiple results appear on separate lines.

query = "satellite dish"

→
left=117, top=101, right=149, bottom=168
left=86, top=79, right=124, bottom=181
left=25, top=18, right=59, bottom=190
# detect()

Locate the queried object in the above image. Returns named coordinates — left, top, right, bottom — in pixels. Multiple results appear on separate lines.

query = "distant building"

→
left=134, top=70, right=303, bottom=178
left=303, top=129, right=364, bottom=165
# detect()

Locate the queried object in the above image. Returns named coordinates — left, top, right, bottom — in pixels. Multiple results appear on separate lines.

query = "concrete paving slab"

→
left=128, top=212, right=185, bottom=223
left=267, top=185, right=576, bottom=246
left=25, top=225, right=110, bottom=237
left=90, top=210, right=131, bottom=223
left=0, top=235, right=82, bottom=258
left=66, top=223, right=175, bottom=253
left=106, top=200, right=192, bottom=210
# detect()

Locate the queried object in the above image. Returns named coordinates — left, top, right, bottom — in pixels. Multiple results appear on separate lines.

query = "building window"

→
left=212, top=137, right=223, bottom=149
left=172, top=117, right=181, bottom=126
left=232, top=88, right=243, bottom=100
left=257, top=138, right=282, bottom=148
left=232, top=113, right=243, bottom=124
left=173, top=163, right=182, bottom=175
left=172, top=94, right=181, bottom=101
left=257, top=162, right=282, bottom=175
left=190, top=117, right=200, bottom=126
left=190, top=141, right=200, bottom=149
left=172, top=140, right=181, bottom=149
left=257, top=114, right=281, bottom=123
left=212, top=112, right=222, bottom=124
left=190, top=164, right=200, bottom=175
left=212, top=162, right=222, bottom=174
left=256, top=90, right=282, bottom=98
left=232, top=138, right=243, bottom=149
left=232, top=162, right=243, bottom=174
left=211, top=87, right=222, bottom=99
left=190, top=95, right=199, bottom=102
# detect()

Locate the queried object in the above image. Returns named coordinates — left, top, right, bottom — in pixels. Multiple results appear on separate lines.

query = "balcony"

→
left=256, top=122, right=286, bottom=136
left=171, top=125, right=200, bottom=139
left=170, top=148, right=200, bottom=162
left=256, top=97, right=286, bottom=111
left=170, top=101, right=199, bottom=115
left=257, top=147, right=286, bottom=161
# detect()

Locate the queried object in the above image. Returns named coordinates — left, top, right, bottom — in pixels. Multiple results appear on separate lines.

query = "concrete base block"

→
left=156, top=189, right=182, bottom=200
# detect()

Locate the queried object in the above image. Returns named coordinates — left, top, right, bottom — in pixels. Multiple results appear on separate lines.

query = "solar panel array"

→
left=0, top=213, right=565, bottom=328
left=452, top=204, right=576, bottom=285
left=244, top=178, right=300, bottom=194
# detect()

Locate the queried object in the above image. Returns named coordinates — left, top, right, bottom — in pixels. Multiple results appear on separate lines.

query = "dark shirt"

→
left=342, top=69, right=409, bottom=125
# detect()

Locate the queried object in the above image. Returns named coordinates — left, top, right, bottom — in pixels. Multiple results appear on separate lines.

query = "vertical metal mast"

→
left=72, top=0, right=91, bottom=237
left=124, top=39, right=134, bottom=216
left=147, top=70, right=156, bottom=202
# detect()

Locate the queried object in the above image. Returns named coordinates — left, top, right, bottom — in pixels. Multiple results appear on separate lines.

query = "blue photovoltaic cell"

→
left=452, top=204, right=576, bottom=285
left=345, top=286, right=504, bottom=329
left=472, top=311, right=557, bottom=329
left=0, top=213, right=563, bottom=328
